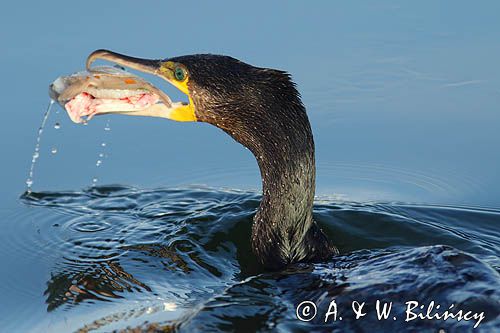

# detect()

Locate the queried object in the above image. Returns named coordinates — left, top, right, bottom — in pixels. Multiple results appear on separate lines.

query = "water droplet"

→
left=92, top=178, right=98, bottom=183
left=98, top=153, right=104, bottom=158
left=96, top=160, right=102, bottom=167
left=104, top=126, right=111, bottom=131
left=54, top=122, right=61, bottom=129
left=51, top=147, right=58, bottom=154
left=26, top=100, right=54, bottom=190
left=101, top=143, right=106, bottom=147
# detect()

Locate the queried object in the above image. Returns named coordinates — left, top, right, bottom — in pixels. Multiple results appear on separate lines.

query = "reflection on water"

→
left=45, top=259, right=151, bottom=312
left=2, top=186, right=496, bottom=331
left=161, top=161, right=485, bottom=204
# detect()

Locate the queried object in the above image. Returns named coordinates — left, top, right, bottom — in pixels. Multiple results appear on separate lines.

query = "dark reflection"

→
left=125, top=243, right=193, bottom=274
left=45, top=259, right=151, bottom=312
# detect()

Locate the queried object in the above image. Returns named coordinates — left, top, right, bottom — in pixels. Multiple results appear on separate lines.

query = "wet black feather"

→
left=168, top=54, right=338, bottom=269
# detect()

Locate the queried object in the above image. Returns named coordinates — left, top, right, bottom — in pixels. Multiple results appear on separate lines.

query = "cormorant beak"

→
left=86, top=49, right=196, bottom=122
left=86, top=49, right=162, bottom=76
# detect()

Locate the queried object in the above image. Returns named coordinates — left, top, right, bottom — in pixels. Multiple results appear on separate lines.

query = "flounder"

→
left=49, top=66, right=173, bottom=123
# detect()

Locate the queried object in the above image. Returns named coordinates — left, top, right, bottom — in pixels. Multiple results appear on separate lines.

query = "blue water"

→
left=0, top=1, right=499, bottom=332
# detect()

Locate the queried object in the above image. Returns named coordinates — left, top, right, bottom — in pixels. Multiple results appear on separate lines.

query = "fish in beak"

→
left=50, top=49, right=196, bottom=123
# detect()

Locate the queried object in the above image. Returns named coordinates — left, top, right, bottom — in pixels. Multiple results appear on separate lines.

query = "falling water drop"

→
left=51, top=147, right=58, bottom=154
left=26, top=100, right=55, bottom=191
left=54, top=122, right=61, bottom=129
left=91, top=120, right=111, bottom=185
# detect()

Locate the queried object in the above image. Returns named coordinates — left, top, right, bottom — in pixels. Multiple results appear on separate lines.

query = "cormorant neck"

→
left=221, top=100, right=334, bottom=270
left=251, top=125, right=317, bottom=268
left=190, top=64, right=336, bottom=269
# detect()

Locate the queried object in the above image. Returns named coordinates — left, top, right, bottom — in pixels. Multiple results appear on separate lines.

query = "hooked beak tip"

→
left=86, top=49, right=161, bottom=76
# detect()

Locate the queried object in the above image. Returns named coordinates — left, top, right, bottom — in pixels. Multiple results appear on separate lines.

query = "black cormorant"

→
left=86, top=50, right=338, bottom=270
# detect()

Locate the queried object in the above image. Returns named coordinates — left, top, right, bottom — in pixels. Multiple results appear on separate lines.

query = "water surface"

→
left=2, top=186, right=497, bottom=332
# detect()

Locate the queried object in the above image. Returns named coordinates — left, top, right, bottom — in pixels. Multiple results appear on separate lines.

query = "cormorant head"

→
left=85, top=50, right=304, bottom=147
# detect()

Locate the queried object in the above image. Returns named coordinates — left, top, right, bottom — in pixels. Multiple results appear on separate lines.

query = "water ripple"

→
left=2, top=186, right=498, bottom=332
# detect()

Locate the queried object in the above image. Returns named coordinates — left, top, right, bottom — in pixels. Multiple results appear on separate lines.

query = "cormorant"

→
left=86, top=50, right=338, bottom=270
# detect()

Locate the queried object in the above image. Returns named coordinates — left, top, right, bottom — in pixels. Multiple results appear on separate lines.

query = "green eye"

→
left=174, top=67, right=186, bottom=81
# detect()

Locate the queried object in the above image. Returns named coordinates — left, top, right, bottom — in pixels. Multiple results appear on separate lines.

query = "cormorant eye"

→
left=174, top=67, right=186, bottom=81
